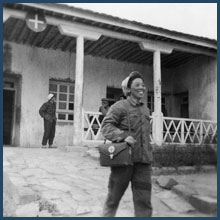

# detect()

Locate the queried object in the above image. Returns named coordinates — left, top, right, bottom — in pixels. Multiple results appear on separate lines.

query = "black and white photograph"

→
left=3, top=2, right=217, bottom=217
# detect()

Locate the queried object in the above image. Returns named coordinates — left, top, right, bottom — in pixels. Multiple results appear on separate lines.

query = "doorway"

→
left=180, top=93, right=189, bottom=118
left=3, top=74, right=21, bottom=146
left=3, top=89, right=15, bottom=145
left=174, top=91, right=189, bottom=118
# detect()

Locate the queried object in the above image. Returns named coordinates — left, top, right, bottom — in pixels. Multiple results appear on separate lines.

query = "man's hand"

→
left=124, top=136, right=136, bottom=146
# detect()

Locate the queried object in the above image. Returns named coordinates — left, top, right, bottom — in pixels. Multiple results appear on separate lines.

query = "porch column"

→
left=73, top=36, right=84, bottom=145
left=152, top=50, right=163, bottom=146
left=139, top=40, right=173, bottom=146
left=58, top=25, right=101, bottom=146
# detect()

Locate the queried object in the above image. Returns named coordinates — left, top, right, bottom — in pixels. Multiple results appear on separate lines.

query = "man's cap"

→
left=127, top=71, right=144, bottom=88
left=47, top=93, right=55, bottom=101
left=121, top=76, right=130, bottom=96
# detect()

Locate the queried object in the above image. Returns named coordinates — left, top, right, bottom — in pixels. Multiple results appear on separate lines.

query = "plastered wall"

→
left=9, top=43, right=152, bottom=147
left=171, top=55, right=217, bottom=120
left=7, top=42, right=217, bottom=147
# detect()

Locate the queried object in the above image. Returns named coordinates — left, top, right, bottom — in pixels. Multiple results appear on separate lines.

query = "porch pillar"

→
left=139, top=40, right=173, bottom=146
left=73, top=36, right=84, bottom=145
left=152, top=50, right=163, bottom=146
left=58, top=24, right=101, bottom=146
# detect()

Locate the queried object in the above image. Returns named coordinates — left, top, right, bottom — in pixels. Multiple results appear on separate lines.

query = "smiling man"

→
left=101, top=71, right=153, bottom=217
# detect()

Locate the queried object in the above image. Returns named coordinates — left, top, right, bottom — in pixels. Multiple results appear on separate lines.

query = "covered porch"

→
left=3, top=3, right=217, bottom=147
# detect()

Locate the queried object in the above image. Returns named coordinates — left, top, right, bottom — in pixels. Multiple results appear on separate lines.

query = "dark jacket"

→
left=39, top=101, right=57, bottom=122
left=101, top=97, right=153, bottom=164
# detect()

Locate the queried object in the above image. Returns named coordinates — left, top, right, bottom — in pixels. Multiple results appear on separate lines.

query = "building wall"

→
left=170, top=55, right=217, bottom=120
left=9, top=43, right=153, bottom=147
left=6, top=42, right=217, bottom=147
left=11, top=43, right=76, bottom=147
left=83, top=55, right=153, bottom=112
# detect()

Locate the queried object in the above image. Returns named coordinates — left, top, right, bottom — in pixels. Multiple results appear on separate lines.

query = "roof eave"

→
left=8, top=3, right=217, bottom=51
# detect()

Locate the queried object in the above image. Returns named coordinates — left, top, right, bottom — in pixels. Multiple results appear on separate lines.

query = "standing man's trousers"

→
left=102, top=163, right=152, bottom=217
left=42, top=119, right=56, bottom=146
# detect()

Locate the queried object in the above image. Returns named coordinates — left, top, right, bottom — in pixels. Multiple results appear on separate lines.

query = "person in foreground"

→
left=101, top=71, right=153, bottom=217
left=39, top=93, right=57, bottom=148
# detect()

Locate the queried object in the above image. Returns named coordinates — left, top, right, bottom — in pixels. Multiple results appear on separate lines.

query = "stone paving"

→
left=3, top=146, right=217, bottom=217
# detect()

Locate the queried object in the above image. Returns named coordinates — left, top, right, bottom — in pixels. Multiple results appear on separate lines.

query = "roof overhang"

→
left=3, top=3, right=217, bottom=68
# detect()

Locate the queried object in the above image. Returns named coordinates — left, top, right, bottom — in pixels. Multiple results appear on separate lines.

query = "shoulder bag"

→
left=98, top=107, right=133, bottom=167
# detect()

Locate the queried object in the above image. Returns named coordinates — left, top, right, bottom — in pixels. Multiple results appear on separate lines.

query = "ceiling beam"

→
left=139, top=40, right=173, bottom=54
left=8, top=20, right=20, bottom=41
left=58, top=23, right=101, bottom=41
left=37, top=26, right=53, bottom=47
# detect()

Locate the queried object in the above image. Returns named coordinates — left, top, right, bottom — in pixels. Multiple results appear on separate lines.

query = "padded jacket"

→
left=39, top=101, right=57, bottom=122
left=101, top=97, right=153, bottom=164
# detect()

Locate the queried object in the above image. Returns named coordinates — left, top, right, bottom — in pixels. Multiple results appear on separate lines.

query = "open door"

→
left=3, top=89, right=15, bottom=145
left=3, top=75, right=21, bottom=146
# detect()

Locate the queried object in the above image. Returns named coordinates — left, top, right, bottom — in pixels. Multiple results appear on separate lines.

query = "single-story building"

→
left=3, top=3, right=217, bottom=148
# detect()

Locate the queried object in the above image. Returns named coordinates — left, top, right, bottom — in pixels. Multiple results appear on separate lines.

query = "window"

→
left=148, top=93, right=167, bottom=116
left=49, top=80, right=75, bottom=122
left=106, top=87, right=124, bottom=105
left=180, top=92, right=189, bottom=118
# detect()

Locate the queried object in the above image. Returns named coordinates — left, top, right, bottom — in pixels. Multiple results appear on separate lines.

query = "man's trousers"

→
left=102, top=163, right=152, bottom=217
left=42, top=119, right=56, bottom=146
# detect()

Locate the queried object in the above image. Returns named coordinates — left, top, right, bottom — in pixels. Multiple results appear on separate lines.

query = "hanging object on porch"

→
left=25, top=12, right=47, bottom=32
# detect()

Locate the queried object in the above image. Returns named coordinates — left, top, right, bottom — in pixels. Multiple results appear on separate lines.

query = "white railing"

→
left=163, top=117, right=217, bottom=145
left=83, top=110, right=217, bottom=145
left=83, top=110, right=152, bottom=143
left=83, top=111, right=104, bottom=142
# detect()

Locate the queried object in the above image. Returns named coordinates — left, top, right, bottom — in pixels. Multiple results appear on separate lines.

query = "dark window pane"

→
left=162, top=97, right=165, bottom=104
left=59, top=94, right=67, bottom=101
left=69, top=94, right=74, bottom=102
left=4, top=81, right=14, bottom=88
left=59, top=102, right=66, bottom=109
left=60, top=85, right=67, bottom=92
left=70, top=85, right=74, bottom=93
left=69, top=103, right=74, bottom=110
left=49, top=84, right=57, bottom=92
left=183, top=97, right=188, bottom=103
left=68, top=114, right=74, bottom=120
left=148, top=96, right=151, bottom=102
left=58, top=114, right=66, bottom=120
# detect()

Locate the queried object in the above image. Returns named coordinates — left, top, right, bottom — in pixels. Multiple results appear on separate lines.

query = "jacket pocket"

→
left=44, top=114, right=52, bottom=122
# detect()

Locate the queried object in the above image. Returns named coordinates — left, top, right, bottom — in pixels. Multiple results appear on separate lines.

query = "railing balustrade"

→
left=83, top=110, right=217, bottom=145
left=83, top=111, right=103, bottom=142
left=163, top=117, right=217, bottom=144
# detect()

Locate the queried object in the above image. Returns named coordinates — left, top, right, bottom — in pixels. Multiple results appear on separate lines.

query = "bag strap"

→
left=126, top=100, right=131, bottom=135
left=103, top=100, right=131, bottom=143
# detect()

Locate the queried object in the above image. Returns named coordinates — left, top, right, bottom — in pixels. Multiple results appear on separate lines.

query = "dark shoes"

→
left=49, top=145, right=57, bottom=148
left=41, top=145, right=57, bottom=149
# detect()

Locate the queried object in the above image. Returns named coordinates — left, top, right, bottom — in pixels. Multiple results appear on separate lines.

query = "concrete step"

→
left=172, top=184, right=217, bottom=214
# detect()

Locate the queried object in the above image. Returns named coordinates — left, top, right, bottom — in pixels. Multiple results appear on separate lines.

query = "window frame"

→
left=49, top=79, right=75, bottom=123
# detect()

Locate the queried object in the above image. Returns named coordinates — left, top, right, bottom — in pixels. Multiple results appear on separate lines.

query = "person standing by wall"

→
left=101, top=71, right=153, bottom=217
left=98, top=98, right=110, bottom=123
left=39, top=94, right=57, bottom=148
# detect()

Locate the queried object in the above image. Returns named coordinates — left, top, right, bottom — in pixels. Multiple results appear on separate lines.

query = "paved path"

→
left=3, top=146, right=217, bottom=217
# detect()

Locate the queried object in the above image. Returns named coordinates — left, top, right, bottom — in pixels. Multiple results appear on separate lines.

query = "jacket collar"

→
left=127, top=96, right=144, bottom=106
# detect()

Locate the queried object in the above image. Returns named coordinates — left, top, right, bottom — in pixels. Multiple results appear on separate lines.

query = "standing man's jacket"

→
left=101, top=97, right=153, bottom=164
left=39, top=101, right=57, bottom=122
